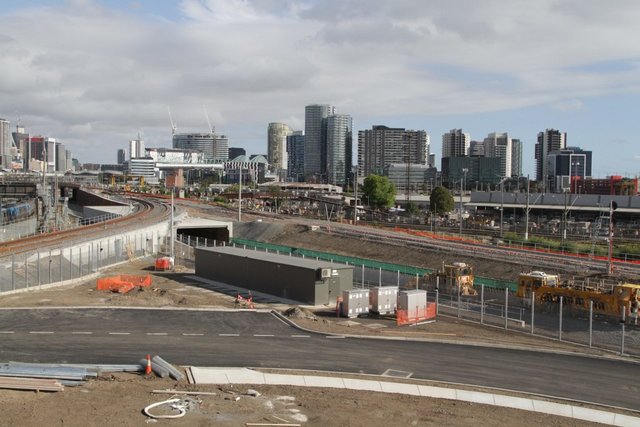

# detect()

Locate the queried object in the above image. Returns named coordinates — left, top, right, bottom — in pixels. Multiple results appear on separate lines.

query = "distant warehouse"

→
left=195, top=246, right=354, bottom=305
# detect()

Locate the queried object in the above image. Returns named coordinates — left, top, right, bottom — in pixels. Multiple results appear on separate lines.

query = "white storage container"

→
left=369, top=286, right=398, bottom=315
left=398, top=289, right=427, bottom=312
left=341, top=289, right=370, bottom=318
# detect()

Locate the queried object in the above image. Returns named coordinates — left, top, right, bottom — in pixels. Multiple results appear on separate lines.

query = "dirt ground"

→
left=0, top=208, right=629, bottom=426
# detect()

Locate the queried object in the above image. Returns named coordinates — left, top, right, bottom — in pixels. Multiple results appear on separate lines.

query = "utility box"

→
left=369, top=286, right=398, bottom=315
left=398, top=289, right=427, bottom=312
left=341, top=289, right=370, bottom=318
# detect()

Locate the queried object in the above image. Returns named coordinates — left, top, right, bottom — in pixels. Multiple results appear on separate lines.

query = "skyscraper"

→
left=267, top=122, right=292, bottom=176
left=129, top=134, right=145, bottom=160
left=511, top=139, right=523, bottom=177
left=442, top=129, right=470, bottom=158
left=357, top=126, right=430, bottom=177
left=326, top=114, right=353, bottom=186
left=483, top=132, right=512, bottom=178
left=117, top=149, right=126, bottom=164
left=286, top=131, right=305, bottom=182
left=0, top=118, right=12, bottom=168
left=536, top=129, right=566, bottom=190
left=304, top=104, right=334, bottom=179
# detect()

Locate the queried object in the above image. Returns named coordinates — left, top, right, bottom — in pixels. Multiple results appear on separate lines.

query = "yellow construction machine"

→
left=430, top=262, right=477, bottom=296
left=517, top=271, right=640, bottom=320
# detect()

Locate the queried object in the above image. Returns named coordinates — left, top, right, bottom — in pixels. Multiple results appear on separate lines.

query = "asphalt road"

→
left=0, top=308, right=638, bottom=411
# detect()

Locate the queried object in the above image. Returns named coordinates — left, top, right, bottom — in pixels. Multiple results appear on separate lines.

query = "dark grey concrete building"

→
left=195, top=246, right=354, bottom=305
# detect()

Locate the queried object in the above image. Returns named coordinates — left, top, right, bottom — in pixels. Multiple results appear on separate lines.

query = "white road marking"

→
left=253, top=334, right=274, bottom=337
left=219, top=333, right=240, bottom=337
left=29, top=331, right=54, bottom=334
left=71, top=332, right=93, bottom=335
left=290, top=334, right=310, bottom=338
left=182, top=333, right=204, bottom=336
left=108, top=332, right=131, bottom=335
left=146, top=333, right=168, bottom=336
left=0, top=331, right=15, bottom=334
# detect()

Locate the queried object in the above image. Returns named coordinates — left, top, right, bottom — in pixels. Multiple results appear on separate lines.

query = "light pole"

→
left=500, top=179, right=504, bottom=238
left=459, top=168, right=468, bottom=237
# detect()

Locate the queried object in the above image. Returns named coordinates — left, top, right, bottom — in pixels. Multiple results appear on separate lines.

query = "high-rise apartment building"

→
left=511, top=139, right=523, bottom=177
left=117, top=149, right=126, bottom=164
left=129, top=134, right=145, bottom=160
left=286, top=131, right=305, bottom=182
left=536, top=129, right=566, bottom=189
left=483, top=132, right=512, bottom=178
left=304, top=104, right=334, bottom=179
left=469, top=141, right=485, bottom=157
left=0, top=118, right=12, bottom=168
left=12, top=125, right=29, bottom=170
left=326, top=114, right=353, bottom=186
left=357, top=126, right=430, bottom=177
left=173, top=132, right=228, bottom=161
left=267, top=122, right=292, bottom=176
left=442, top=129, right=470, bottom=159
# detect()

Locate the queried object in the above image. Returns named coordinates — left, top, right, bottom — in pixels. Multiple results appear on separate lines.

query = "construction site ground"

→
left=0, top=214, right=629, bottom=426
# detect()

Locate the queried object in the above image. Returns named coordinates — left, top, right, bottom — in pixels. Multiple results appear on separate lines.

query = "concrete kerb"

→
left=188, top=367, right=640, bottom=427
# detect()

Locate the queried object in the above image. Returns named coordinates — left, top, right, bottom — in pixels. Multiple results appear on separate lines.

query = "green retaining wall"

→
left=231, top=238, right=517, bottom=291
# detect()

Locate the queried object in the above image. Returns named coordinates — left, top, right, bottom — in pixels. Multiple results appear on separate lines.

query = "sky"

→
left=1, top=0, right=640, bottom=177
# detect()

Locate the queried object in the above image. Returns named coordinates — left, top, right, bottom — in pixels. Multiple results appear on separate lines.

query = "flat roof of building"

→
left=197, top=245, right=354, bottom=271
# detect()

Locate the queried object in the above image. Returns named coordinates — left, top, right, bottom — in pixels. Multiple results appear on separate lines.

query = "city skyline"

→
left=1, top=1, right=640, bottom=177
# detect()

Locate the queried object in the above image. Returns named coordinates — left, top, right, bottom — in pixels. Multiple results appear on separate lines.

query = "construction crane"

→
left=203, top=104, right=215, bottom=135
left=167, top=106, right=177, bottom=135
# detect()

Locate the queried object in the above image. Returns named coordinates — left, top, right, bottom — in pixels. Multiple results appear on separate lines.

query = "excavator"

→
left=428, top=262, right=477, bottom=296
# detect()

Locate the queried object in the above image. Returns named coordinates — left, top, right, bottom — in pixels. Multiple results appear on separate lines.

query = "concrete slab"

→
left=417, top=385, right=457, bottom=400
left=455, top=389, right=496, bottom=406
left=342, top=378, right=383, bottom=392
left=531, top=400, right=573, bottom=418
left=492, top=394, right=535, bottom=412
left=302, top=376, right=346, bottom=389
left=190, top=367, right=265, bottom=384
left=364, top=323, right=387, bottom=329
left=571, top=407, right=615, bottom=426
left=379, top=381, right=421, bottom=396
left=613, top=413, right=640, bottom=427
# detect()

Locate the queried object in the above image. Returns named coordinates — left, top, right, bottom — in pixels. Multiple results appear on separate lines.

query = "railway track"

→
left=0, top=196, right=170, bottom=256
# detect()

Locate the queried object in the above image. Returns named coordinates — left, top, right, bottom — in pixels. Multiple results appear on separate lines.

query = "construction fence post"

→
left=37, top=250, right=40, bottom=286
left=10, top=255, right=15, bottom=290
left=361, top=264, right=365, bottom=287
left=435, top=289, right=439, bottom=315
left=25, top=256, right=28, bottom=289
left=457, top=285, right=461, bottom=318
left=79, top=247, right=82, bottom=277
left=397, top=270, right=400, bottom=286
left=559, top=296, right=564, bottom=341
left=59, top=248, right=63, bottom=282
left=621, top=306, right=626, bottom=355
left=48, top=250, right=52, bottom=284
left=480, top=284, right=484, bottom=324
left=589, top=300, right=593, bottom=348
left=504, top=287, right=509, bottom=329
left=531, top=291, right=535, bottom=335
left=378, top=267, right=382, bottom=286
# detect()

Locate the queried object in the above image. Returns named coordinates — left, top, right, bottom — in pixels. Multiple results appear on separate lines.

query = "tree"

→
left=429, top=186, right=454, bottom=214
left=362, top=174, right=396, bottom=210
left=405, top=201, right=420, bottom=216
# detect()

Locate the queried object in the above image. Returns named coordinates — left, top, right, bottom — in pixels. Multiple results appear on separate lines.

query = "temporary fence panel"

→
left=397, top=303, right=436, bottom=326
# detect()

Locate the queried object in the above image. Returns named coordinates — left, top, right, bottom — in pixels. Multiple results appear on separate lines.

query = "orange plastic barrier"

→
left=396, top=303, right=436, bottom=326
left=154, top=257, right=173, bottom=271
left=96, top=275, right=152, bottom=294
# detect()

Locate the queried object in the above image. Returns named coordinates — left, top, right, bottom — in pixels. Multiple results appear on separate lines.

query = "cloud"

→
left=0, top=0, right=639, bottom=163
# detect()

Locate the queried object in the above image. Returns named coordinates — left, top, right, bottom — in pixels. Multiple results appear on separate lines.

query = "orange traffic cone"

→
left=145, top=354, right=152, bottom=375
